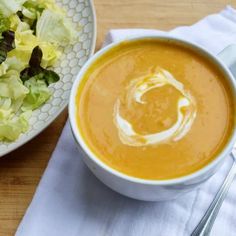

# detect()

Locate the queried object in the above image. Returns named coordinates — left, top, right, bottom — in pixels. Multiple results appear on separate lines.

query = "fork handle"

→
left=191, top=158, right=236, bottom=236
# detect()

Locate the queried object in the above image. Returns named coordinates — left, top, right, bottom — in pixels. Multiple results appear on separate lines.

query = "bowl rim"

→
left=69, top=34, right=236, bottom=186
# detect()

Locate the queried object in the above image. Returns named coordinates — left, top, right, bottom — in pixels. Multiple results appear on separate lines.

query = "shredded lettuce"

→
left=0, top=62, right=8, bottom=76
left=0, top=110, right=31, bottom=141
left=22, top=76, right=51, bottom=111
left=4, top=56, right=26, bottom=71
left=22, top=1, right=45, bottom=20
left=36, top=9, right=76, bottom=46
left=0, top=70, right=30, bottom=141
left=0, top=0, right=77, bottom=141
left=0, top=98, right=12, bottom=120
left=0, top=0, right=26, bottom=17
left=26, top=0, right=65, bottom=14
left=8, top=27, right=61, bottom=68
left=40, top=42, right=61, bottom=67
left=0, top=70, right=28, bottom=100
left=0, top=13, right=10, bottom=34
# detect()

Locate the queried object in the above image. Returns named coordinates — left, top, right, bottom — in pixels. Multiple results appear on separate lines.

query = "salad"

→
left=0, top=0, right=76, bottom=141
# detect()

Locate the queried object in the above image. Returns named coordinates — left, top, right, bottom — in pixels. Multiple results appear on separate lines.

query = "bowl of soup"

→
left=69, top=36, right=236, bottom=201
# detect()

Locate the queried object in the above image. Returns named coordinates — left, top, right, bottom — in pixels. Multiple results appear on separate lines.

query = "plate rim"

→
left=0, top=0, right=97, bottom=157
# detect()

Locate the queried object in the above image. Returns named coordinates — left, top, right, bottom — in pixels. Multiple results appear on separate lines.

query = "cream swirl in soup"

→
left=113, top=68, right=197, bottom=146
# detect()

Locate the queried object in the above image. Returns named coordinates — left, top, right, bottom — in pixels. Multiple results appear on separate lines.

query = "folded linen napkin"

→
left=16, top=6, right=236, bottom=236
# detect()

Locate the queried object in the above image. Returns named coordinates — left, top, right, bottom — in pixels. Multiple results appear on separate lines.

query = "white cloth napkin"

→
left=16, top=6, right=236, bottom=236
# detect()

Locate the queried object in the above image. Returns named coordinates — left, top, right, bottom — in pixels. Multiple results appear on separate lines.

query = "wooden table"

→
left=0, top=0, right=235, bottom=235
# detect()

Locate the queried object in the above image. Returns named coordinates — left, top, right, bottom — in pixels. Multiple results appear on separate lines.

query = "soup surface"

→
left=76, top=39, right=234, bottom=180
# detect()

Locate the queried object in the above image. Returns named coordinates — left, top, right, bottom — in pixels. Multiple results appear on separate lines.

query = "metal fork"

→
left=191, top=148, right=236, bottom=236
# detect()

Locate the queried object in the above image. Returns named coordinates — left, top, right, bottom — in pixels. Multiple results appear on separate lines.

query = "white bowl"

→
left=69, top=36, right=236, bottom=201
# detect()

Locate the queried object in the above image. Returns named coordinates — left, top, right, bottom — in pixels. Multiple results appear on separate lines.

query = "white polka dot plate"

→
left=0, top=0, right=96, bottom=157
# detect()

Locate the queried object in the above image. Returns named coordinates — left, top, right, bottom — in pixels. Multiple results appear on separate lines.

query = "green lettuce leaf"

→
left=24, top=0, right=64, bottom=14
left=8, top=16, right=61, bottom=67
left=0, top=62, right=8, bottom=76
left=22, top=75, right=51, bottom=111
left=0, top=70, right=28, bottom=117
left=0, top=0, right=26, bottom=17
left=0, top=70, right=31, bottom=141
left=36, top=9, right=76, bottom=46
left=5, top=56, right=26, bottom=71
left=0, top=98, right=12, bottom=119
left=0, top=0, right=68, bottom=141
left=22, top=1, right=44, bottom=20
left=0, top=56, right=26, bottom=77
left=0, top=110, right=31, bottom=141
left=0, top=70, right=28, bottom=100
left=0, top=13, right=10, bottom=34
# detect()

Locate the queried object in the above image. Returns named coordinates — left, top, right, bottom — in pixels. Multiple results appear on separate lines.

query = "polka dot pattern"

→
left=0, top=0, right=96, bottom=156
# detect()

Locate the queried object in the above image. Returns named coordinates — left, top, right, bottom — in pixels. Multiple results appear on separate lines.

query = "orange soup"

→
left=76, top=39, right=235, bottom=180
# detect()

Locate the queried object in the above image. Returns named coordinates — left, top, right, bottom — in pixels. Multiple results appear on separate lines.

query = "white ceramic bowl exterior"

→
left=69, top=36, right=236, bottom=201
left=0, top=0, right=96, bottom=157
